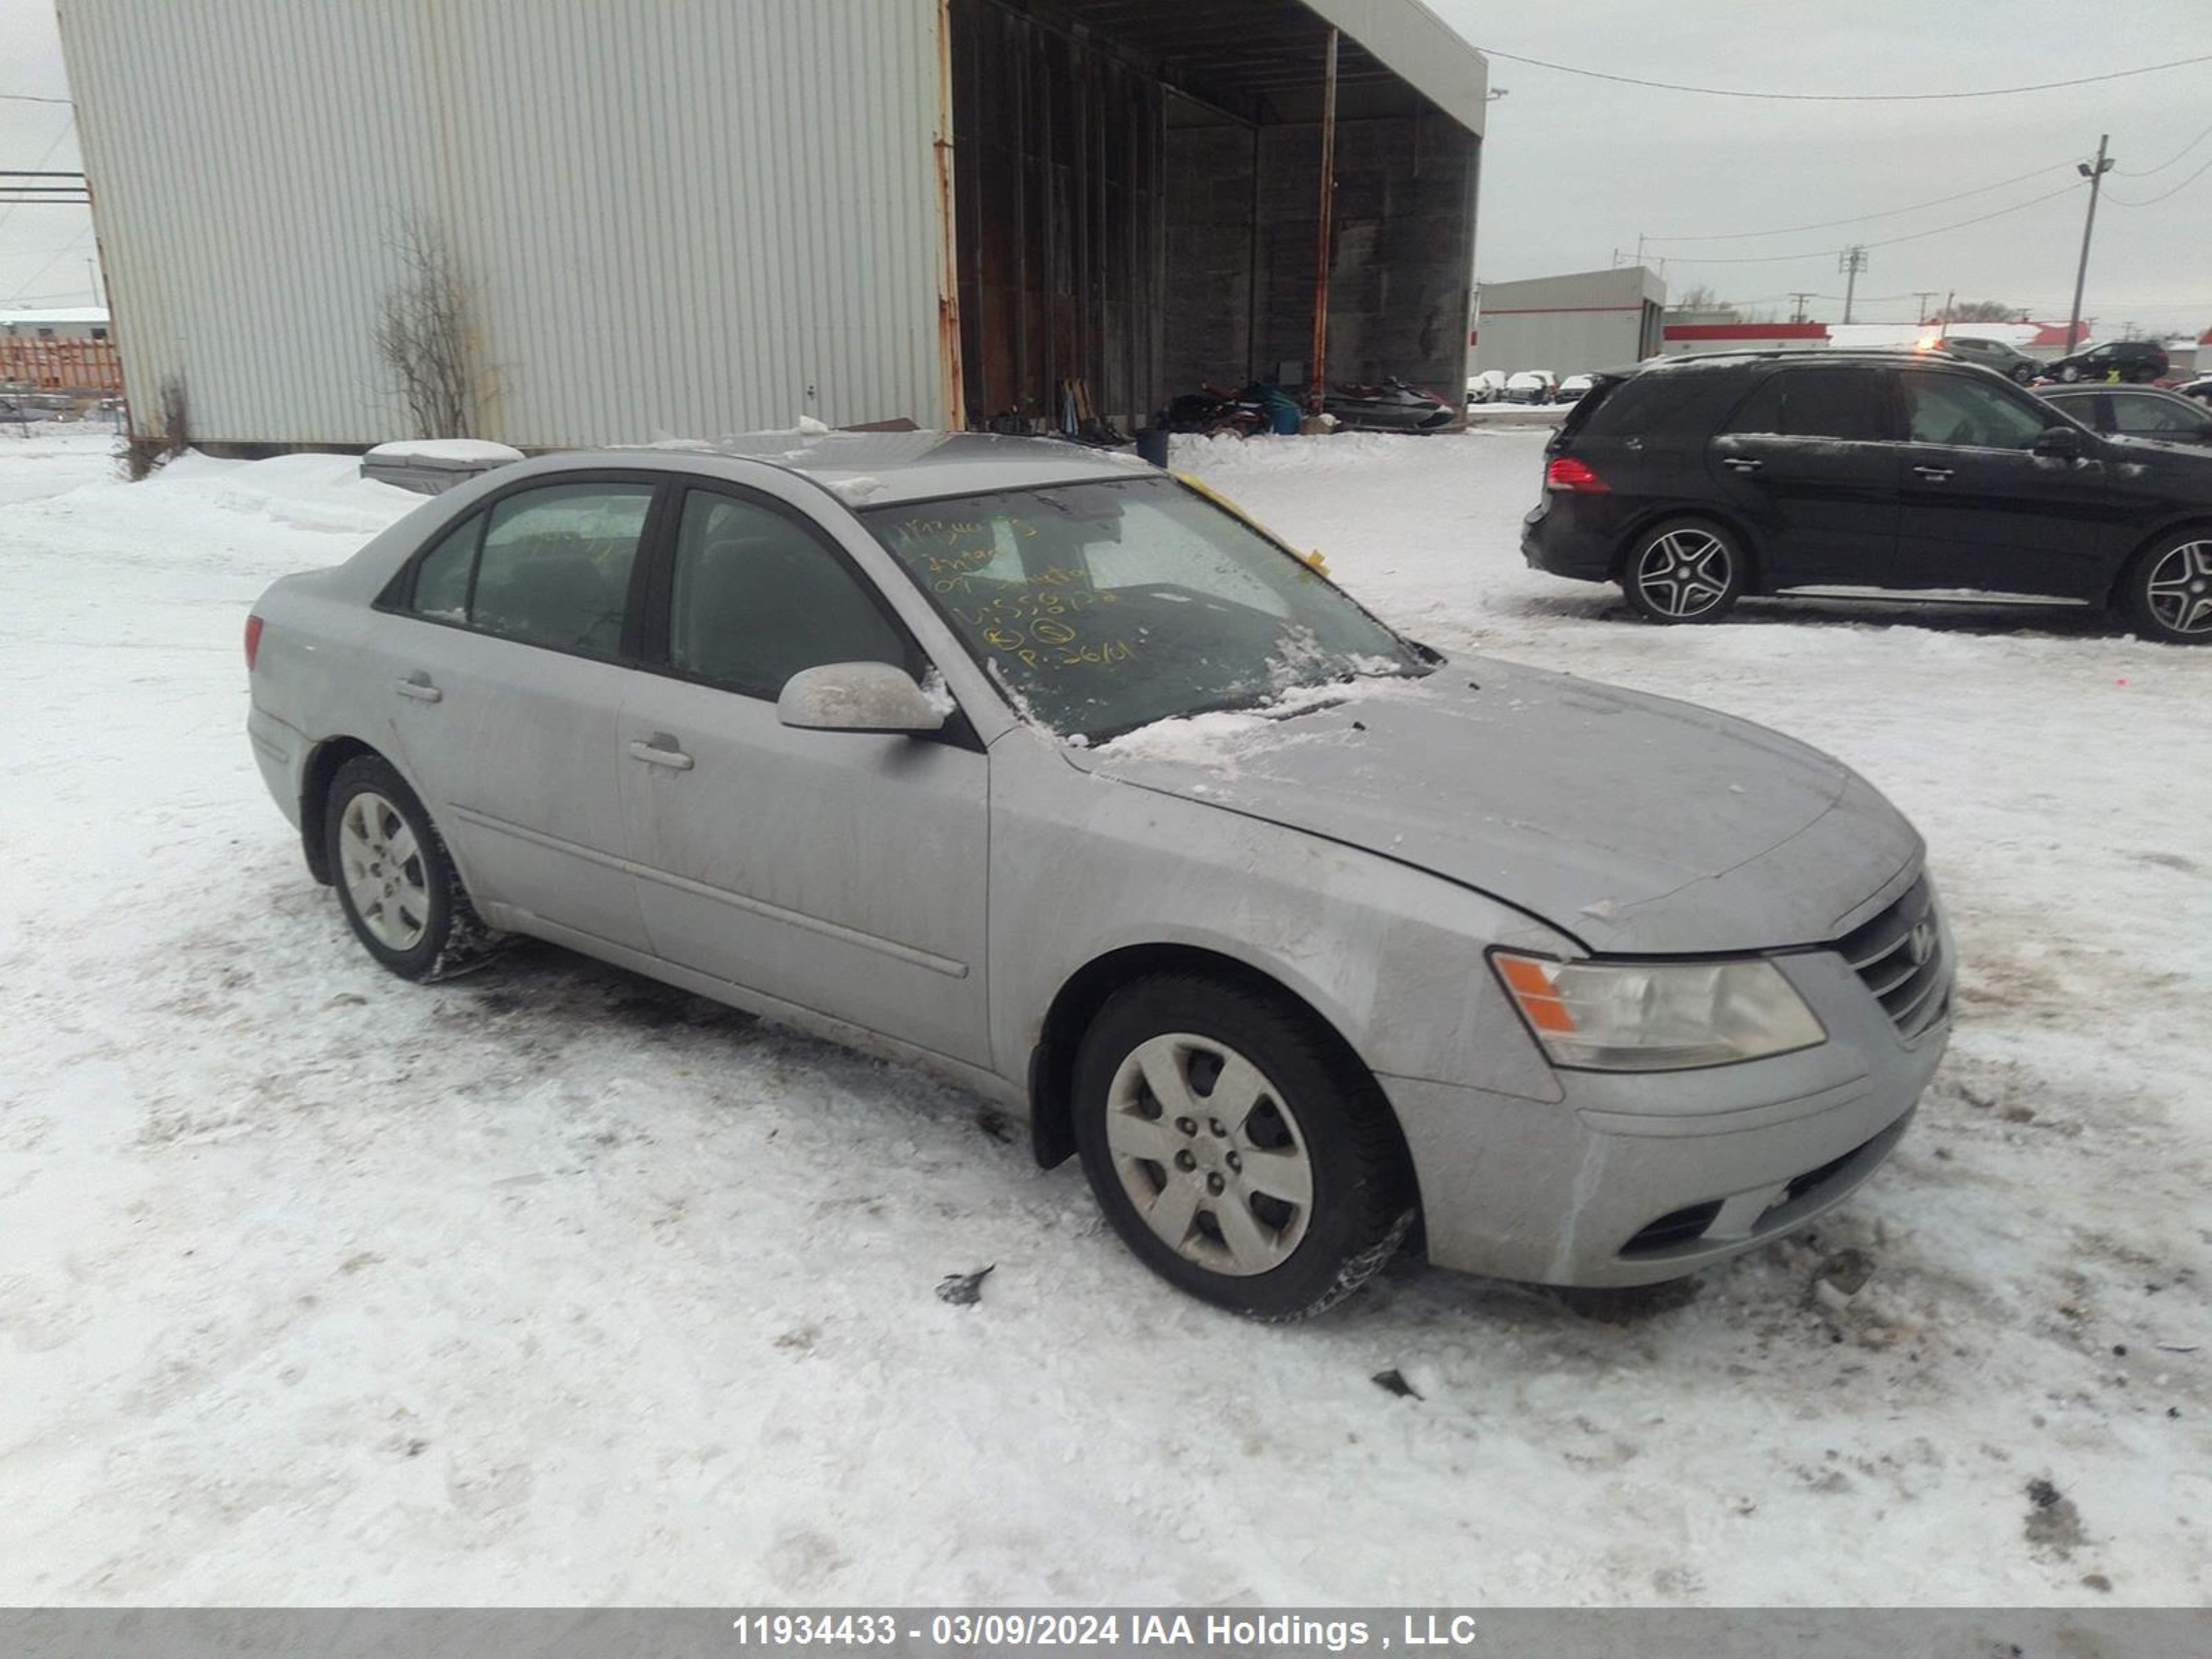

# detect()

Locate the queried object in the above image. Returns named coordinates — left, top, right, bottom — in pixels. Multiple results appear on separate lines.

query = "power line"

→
left=1644, top=159, right=2076, bottom=242
left=0, top=93, right=73, bottom=106
left=2114, top=120, right=2212, bottom=176
left=1470, top=46, right=2212, bottom=102
left=1660, top=180, right=2083, bottom=265
left=2104, top=151, right=2212, bottom=207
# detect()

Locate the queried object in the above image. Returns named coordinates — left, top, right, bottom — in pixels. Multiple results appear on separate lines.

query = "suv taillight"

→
left=1546, top=456, right=1609, bottom=493
left=244, top=614, right=264, bottom=672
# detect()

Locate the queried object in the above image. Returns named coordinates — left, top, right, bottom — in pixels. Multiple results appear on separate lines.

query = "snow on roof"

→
left=0, top=308, right=110, bottom=327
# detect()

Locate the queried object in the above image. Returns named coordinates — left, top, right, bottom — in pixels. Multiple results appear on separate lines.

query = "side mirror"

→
left=2032, top=424, right=2084, bottom=460
left=776, top=662, right=946, bottom=735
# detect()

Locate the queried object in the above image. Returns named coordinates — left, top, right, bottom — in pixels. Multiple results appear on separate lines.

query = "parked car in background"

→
left=245, top=431, right=1951, bottom=1318
left=2037, top=384, right=2212, bottom=449
left=2176, top=375, right=2212, bottom=407
left=1465, top=369, right=1509, bottom=406
left=1504, top=370, right=1555, bottom=404
left=1553, top=373, right=1596, bottom=404
left=1521, top=350, right=2212, bottom=643
left=1927, top=333, right=2039, bottom=384
left=2042, top=339, right=2170, bottom=384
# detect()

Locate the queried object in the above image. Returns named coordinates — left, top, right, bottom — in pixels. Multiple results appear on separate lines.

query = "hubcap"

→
left=337, top=790, right=431, bottom=950
left=2144, top=541, right=2212, bottom=635
left=1635, top=529, right=1732, bottom=618
left=1104, top=1034, right=1315, bottom=1277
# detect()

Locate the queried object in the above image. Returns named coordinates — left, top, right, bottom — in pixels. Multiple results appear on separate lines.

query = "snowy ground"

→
left=1, top=426, right=2206, bottom=1606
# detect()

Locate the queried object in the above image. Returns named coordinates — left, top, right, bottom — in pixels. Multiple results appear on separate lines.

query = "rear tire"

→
left=1072, top=973, right=1415, bottom=1320
left=1621, top=518, right=1746, bottom=624
left=2056, top=363, right=2083, bottom=384
left=324, top=755, right=496, bottom=980
left=2121, top=532, right=2212, bottom=644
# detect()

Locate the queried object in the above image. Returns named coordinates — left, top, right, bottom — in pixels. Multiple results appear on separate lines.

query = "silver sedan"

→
left=246, top=431, right=1952, bottom=1318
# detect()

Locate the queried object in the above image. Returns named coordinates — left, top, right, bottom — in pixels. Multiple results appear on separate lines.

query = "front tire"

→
left=324, top=755, right=492, bottom=979
left=1621, top=518, right=1746, bottom=624
left=2123, top=532, right=2212, bottom=644
left=2056, top=363, right=2083, bottom=383
left=1072, top=973, right=1414, bottom=1320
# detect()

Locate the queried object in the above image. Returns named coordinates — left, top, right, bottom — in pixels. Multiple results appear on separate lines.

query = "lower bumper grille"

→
left=1838, top=874, right=1951, bottom=1040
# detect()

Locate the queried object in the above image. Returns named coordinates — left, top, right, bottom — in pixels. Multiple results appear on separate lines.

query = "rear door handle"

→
left=394, top=673, right=442, bottom=702
left=1721, top=456, right=1762, bottom=473
left=627, top=735, right=694, bottom=771
left=1913, top=465, right=1955, bottom=481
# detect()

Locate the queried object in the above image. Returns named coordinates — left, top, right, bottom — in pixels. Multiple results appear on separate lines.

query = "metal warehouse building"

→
left=1472, top=265, right=1666, bottom=379
left=59, top=0, right=1485, bottom=450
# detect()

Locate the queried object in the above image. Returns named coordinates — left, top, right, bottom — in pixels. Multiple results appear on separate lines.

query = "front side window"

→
left=863, top=476, right=1427, bottom=740
left=1902, top=374, right=2049, bottom=450
left=1721, top=368, right=1887, bottom=441
left=666, top=489, right=912, bottom=699
left=470, top=482, right=653, bottom=655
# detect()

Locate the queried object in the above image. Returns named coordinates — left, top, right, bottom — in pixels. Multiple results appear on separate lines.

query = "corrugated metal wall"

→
left=61, top=0, right=949, bottom=447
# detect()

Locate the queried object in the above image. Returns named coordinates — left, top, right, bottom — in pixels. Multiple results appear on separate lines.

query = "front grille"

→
left=1836, top=874, right=1950, bottom=1040
left=1620, top=1200, right=1722, bottom=1256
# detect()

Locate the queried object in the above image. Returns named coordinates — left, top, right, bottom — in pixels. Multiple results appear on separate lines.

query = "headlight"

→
left=1492, top=951, right=1825, bottom=1071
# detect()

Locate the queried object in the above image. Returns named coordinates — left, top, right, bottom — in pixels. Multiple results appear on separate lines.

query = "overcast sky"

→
left=4, top=1, right=2207, bottom=334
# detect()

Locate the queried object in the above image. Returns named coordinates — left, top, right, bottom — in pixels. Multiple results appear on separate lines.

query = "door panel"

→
left=1893, top=371, right=2128, bottom=597
left=618, top=482, right=991, bottom=1066
left=369, top=476, right=660, bottom=949
left=619, top=674, right=991, bottom=1065
left=375, top=617, right=646, bottom=948
left=1708, top=366, right=1901, bottom=585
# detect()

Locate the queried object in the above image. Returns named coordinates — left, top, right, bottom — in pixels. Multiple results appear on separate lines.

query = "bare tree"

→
left=1942, top=299, right=2018, bottom=324
left=374, top=220, right=480, bottom=438
left=117, top=371, right=190, bottom=480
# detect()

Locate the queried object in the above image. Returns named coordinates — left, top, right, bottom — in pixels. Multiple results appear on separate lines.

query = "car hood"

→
left=1063, top=657, right=1922, bottom=954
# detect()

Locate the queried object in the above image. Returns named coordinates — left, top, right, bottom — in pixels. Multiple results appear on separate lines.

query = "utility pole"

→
left=1913, top=290, right=1938, bottom=326
left=1788, top=292, right=1814, bottom=324
left=2066, top=134, right=2113, bottom=357
left=1838, top=246, right=1869, bottom=323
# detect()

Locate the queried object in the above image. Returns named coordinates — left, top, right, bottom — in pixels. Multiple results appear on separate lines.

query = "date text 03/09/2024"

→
left=728, top=1613, right=1487, bottom=1651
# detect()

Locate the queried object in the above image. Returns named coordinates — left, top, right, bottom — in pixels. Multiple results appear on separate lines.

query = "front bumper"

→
left=1384, top=946, right=1951, bottom=1286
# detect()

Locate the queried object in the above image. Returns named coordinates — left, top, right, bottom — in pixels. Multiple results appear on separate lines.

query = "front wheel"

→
left=1621, top=518, right=1746, bottom=624
left=2124, top=534, right=2212, bottom=644
left=1072, top=974, right=1414, bottom=1320
left=2056, top=363, right=2083, bottom=383
left=2012, top=364, right=2036, bottom=386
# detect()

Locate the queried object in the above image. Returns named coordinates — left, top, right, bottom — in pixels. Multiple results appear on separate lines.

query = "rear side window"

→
left=409, top=516, right=479, bottom=621
left=1722, top=368, right=1888, bottom=441
left=471, top=482, right=654, bottom=656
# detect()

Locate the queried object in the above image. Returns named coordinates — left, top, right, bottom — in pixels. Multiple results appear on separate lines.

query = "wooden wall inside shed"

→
left=949, top=0, right=1165, bottom=430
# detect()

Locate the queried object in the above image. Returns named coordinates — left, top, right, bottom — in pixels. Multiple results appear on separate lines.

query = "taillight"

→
left=1545, top=456, right=1609, bottom=493
left=244, top=614, right=264, bottom=671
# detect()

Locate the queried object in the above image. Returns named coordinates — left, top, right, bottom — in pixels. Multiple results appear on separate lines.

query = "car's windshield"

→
left=863, top=475, right=1429, bottom=740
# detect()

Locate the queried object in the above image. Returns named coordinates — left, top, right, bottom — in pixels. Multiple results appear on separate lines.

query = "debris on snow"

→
left=935, top=1265, right=995, bottom=1306
left=1371, top=1369, right=1421, bottom=1400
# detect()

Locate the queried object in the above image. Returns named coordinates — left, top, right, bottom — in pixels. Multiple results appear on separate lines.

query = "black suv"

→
left=2043, top=338, right=2170, bottom=384
left=1520, top=350, right=2212, bottom=643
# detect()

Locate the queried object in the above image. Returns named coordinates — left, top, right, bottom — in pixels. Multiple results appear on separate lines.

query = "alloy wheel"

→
left=2145, top=541, right=2212, bottom=636
left=1635, top=529, right=1733, bottom=619
left=338, top=791, right=432, bottom=950
left=1103, top=1033, right=1315, bottom=1276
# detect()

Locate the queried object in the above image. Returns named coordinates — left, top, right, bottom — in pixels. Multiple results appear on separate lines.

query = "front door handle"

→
left=394, top=673, right=442, bottom=702
left=1913, top=465, right=1955, bottom=481
left=627, top=735, right=694, bottom=771
left=1721, top=456, right=1763, bottom=473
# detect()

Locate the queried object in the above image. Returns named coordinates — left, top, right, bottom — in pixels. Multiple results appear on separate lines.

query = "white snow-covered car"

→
left=245, top=431, right=1949, bottom=1318
left=1465, top=370, right=1508, bottom=406
left=1504, top=371, right=1555, bottom=404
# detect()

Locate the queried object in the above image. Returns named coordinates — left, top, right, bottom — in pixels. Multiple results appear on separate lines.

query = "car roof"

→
left=1623, top=348, right=2001, bottom=377
left=596, top=429, right=1159, bottom=507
